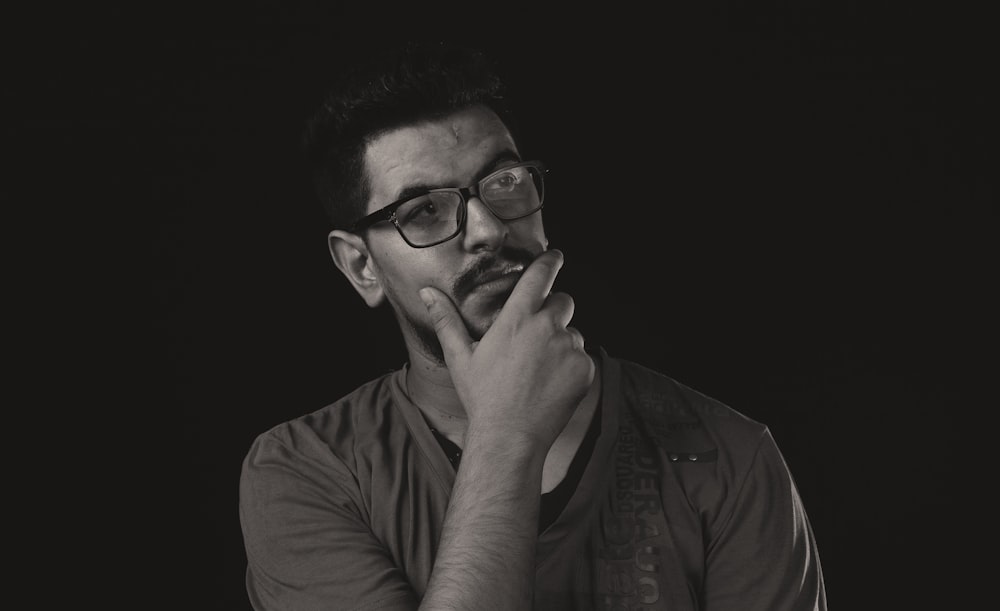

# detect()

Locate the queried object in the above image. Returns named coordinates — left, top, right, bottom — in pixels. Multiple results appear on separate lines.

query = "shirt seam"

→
left=704, top=427, right=769, bottom=557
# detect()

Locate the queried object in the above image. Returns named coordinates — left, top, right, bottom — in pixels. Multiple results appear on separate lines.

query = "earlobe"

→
left=328, top=230, right=386, bottom=308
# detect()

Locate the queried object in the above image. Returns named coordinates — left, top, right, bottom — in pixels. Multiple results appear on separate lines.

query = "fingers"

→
left=565, top=327, right=586, bottom=352
left=543, top=292, right=575, bottom=329
left=419, top=287, right=473, bottom=365
left=504, top=249, right=564, bottom=314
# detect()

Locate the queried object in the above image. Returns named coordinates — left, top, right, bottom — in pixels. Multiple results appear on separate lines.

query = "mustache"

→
left=451, top=246, right=538, bottom=304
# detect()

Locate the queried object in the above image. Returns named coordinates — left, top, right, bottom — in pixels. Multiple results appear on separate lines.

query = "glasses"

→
left=349, top=161, right=547, bottom=248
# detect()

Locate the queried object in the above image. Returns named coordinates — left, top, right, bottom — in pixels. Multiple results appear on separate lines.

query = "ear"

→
left=328, top=230, right=386, bottom=308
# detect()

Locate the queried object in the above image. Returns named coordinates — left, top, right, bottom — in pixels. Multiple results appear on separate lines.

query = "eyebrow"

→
left=391, top=150, right=522, bottom=203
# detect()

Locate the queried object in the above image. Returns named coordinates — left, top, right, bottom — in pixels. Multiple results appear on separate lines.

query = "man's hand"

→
left=419, top=249, right=595, bottom=451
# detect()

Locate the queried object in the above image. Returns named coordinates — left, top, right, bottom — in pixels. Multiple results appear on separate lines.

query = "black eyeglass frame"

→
left=348, top=160, right=547, bottom=248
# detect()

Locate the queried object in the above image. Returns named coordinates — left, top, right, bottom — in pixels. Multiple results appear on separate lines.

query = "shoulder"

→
left=606, top=352, right=789, bottom=527
left=611, top=354, right=769, bottom=457
left=242, top=369, right=403, bottom=481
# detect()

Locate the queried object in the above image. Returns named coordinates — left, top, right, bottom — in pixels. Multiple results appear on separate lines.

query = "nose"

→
left=460, top=196, right=508, bottom=252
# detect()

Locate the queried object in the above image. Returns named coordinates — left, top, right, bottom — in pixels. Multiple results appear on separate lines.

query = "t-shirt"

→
left=424, top=396, right=602, bottom=534
left=240, top=349, right=827, bottom=610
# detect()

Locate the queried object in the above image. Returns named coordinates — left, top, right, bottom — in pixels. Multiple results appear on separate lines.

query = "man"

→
left=239, top=43, right=827, bottom=610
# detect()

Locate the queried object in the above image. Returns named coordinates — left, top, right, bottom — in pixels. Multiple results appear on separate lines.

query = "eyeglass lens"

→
left=395, top=165, right=543, bottom=246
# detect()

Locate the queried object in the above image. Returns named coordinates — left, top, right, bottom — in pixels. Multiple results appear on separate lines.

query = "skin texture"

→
left=331, top=106, right=546, bottom=359
left=328, top=105, right=600, bottom=609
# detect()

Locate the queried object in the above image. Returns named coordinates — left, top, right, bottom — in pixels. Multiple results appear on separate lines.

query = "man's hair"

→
left=302, top=42, right=517, bottom=231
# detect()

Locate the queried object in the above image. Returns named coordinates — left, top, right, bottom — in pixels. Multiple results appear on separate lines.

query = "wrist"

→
left=463, top=425, right=550, bottom=463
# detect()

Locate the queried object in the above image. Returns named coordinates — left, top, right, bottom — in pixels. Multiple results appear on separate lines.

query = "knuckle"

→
left=533, top=314, right=558, bottom=334
left=559, top=293, right=575, bottom=313
left=545, top=291, right=573, bottom=314
left=549, top=292, right=575, bottom=307
left=560, top=328, right=582, bottom=349
left=554, top=329, right=574, bottom=347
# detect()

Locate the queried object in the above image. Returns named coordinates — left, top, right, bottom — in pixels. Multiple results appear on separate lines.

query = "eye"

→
left=488, top=168, right=524, bottom=192
left=403, top=199, right=439, bottom=222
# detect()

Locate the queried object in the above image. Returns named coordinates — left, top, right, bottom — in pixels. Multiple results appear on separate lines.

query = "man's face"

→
left=361, top=105, right=548, bottom=363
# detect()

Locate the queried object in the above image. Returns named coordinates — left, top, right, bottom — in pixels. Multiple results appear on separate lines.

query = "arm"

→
left=240, top=251, right=590, bottom=611
left=240, top=434, right=418, bottom=611
left=241, top=431, right=552, bottom=611
left=419, top=431, right=546, bottom=609
left=418, top=249, right=594, bottom=610
left=701, top=430, right=827, bottom=611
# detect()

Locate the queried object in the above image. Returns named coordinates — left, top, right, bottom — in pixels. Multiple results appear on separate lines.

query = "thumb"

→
left=419, top=287, right=473, bottom=365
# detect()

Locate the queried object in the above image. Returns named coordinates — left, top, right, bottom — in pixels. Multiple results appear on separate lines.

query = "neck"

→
left=404, top=343, right=468, bottom=424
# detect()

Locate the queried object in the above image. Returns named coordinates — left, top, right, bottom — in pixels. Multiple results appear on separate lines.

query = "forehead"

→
left=362, top=106, right=519, bottom=211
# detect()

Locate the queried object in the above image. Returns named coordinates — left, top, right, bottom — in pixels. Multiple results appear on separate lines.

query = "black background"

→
left=17, top=1, right=994, bottom=609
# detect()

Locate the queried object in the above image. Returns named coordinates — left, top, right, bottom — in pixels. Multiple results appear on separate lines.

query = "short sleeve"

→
left=239, top=431, right=418, bottom=611
left=702, top=429, right=827, bottom=611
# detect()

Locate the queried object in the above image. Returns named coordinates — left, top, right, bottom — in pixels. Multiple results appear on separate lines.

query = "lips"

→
left=476, top=263, right=524, bottom=284
left=472, top=264, right=524, bottom=294
left=452, top=250, right=536, bottom=304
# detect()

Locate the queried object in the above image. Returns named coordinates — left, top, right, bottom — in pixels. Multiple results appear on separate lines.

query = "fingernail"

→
left=418, top=288, right=434, bottom=307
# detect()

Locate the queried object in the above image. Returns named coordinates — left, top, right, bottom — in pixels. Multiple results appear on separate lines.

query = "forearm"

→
left=419, top=431, right=546, bottom=611
left=416, top=250, right=592, bottom=609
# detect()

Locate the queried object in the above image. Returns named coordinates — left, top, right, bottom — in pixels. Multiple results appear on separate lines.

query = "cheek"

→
left=371, top=248, right=447, bottom=306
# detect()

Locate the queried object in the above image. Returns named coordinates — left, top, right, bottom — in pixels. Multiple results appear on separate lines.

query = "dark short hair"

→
left=302, top=42, right=518, bottom=231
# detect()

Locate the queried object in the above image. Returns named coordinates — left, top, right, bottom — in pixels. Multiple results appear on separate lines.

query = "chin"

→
left=462, top=299, right=507, bottom=341
left=466, top=314, right=499, bottom=342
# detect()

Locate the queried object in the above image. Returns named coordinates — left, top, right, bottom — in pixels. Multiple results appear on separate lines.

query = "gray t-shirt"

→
left=239, top=349, right=826, bottom=610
